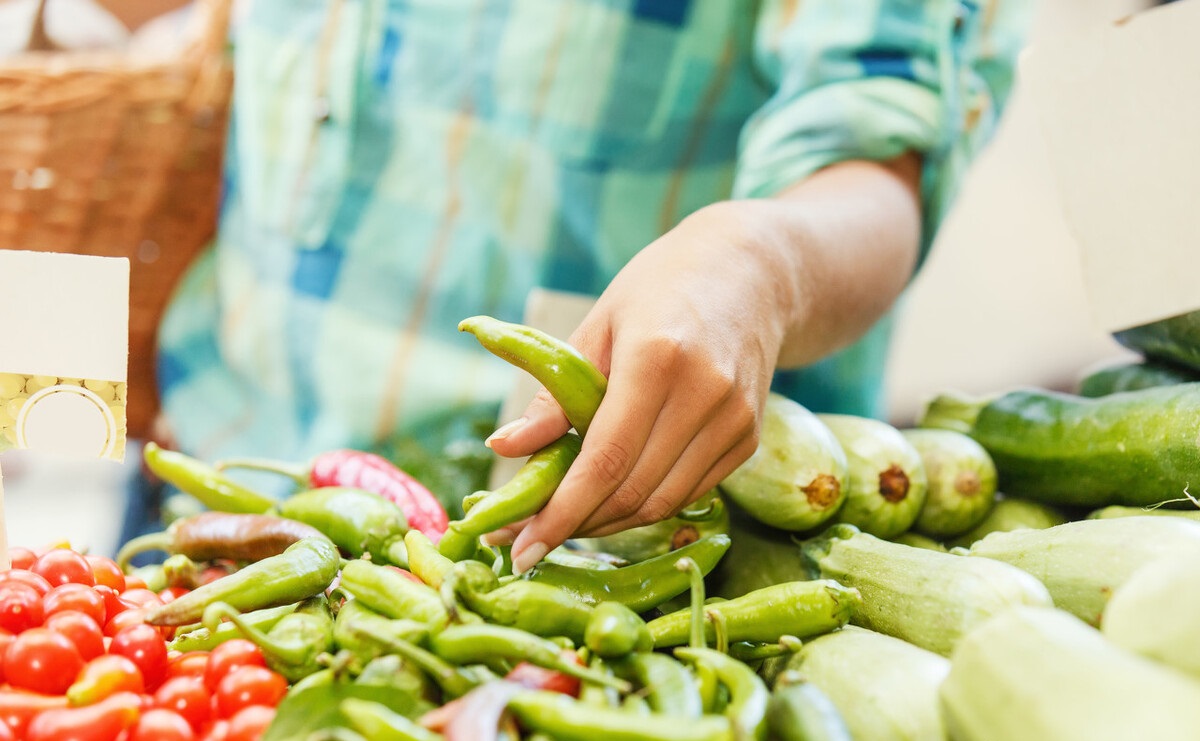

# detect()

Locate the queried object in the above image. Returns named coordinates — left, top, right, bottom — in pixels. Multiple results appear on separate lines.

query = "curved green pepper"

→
left=142, top=442, right=277, bottom=514
left=507, top=690, right=734, bottom=741
left=202, top=596, right=333, bottom=682
left=584, top=602, right=652, bottom=658
left=444, top=561, right=592, bottom=642
left=275, top=487, right=410, bottom=566
left=338, top=559, right=446, bottom=625
left=609, top=652, right=703, bottom=718
left=341, top=698, right=443, bottom=741
left=675, top=647, right=769, bottom=741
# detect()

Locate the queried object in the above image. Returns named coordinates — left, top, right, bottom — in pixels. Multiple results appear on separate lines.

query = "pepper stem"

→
left=202, top=601, right=310, bottom=666
left=214, top=457, right=311, bottom=486
left=675, top=556, right=707, bottom=650
left=705, top=606, right=729, bottom=654
left=115, top=531, right=174, bottom=572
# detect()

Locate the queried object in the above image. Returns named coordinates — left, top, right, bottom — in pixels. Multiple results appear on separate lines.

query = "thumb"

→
left=485, top=386, right=572, bottom=458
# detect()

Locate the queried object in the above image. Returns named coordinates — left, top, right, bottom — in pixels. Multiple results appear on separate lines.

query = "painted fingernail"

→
left=512, top=541, right=549, bottom=575
left=485, top=417, right=527, bottom=448
left=480, top=527, right=516, bottom=547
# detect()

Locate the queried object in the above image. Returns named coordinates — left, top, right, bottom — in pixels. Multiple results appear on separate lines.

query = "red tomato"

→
left=105, top=607, right=149, bottom=637
left=25, top=691, right=141, bottom=741
left=159, top=587, right=191, bottom=605
left=213, top=667, right=286, bottom=719
left=110, top=624, right=170, bottom=691
left=0, top=630, right=12, bottom=683
left=122, top=574, right=149, bottom=592
left=504, top=659, right=582, bottom=696
left=155, top=676, right=212, bottom=731
left=0, top=568, right=53, bottom=596
left=128, top=708, right=196, bottom=741
left=203, top=640, right=264, bottom=693
left=67, top=653, right=145, bottom=706
left=167, top=652, right=211, bottom=681
left=85, top=556, right=126, bottom=593
left=7, top=548, right=36, bottom=571
left=32, top=549, right=95, bottom=588
left=4, top=627, right=85, bottom=695
left=120, top=589, right=165, bottom=610
left=0, top=687, right=70, bottom=738
left=43, top=583, right=107, bottom=626
left=44, top=610, right=105, bottom=661
left=94, top=586, right=132, bottom=622
left=0, top=717, right=13, bottom=741
left=199, top=719, right=231, bottom=741
left=0, top=581, right=44, bottom=634
left=226, top=705, right=274, bottom=741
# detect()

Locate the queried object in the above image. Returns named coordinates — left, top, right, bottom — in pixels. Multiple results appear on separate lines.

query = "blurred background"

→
left=0, top=0, right=1149, bottom=556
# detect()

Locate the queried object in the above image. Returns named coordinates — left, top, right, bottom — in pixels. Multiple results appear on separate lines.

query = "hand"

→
left=486, top=201, right=794, bottom=573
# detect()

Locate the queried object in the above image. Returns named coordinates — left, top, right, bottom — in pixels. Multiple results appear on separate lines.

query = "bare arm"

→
left=488, top=153, right=922, bottom=573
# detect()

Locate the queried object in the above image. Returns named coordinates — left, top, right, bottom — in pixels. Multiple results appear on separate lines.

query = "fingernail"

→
left=512, top=541, right=549, bottom=575
left=485, top=417, right=527, bottom=449
left=480, top=527, right=516, bottom=547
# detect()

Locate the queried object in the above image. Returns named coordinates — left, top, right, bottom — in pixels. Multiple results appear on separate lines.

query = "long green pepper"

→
left=275, top=487, right=410, bottom=566
left=507, top=690, right=734, bottom=741
left=676, top=647, right=770, bottom=741
left=202, top=596, right=334, bottom=682
left=341, top=698, right=443, bottom=741
left=338, top=559, right=447, bottom=625
left=142, top=442, right=277, bottom=514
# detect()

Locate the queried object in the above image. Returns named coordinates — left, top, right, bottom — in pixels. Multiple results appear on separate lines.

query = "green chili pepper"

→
left=584, top=602, right=652, bottom=658
left=609, top=652, right=703, bottom=718
left=169, top=602, right=299, bottom=653
left=438, top=434, right=582, bottom=562
left=647, top=580, right=860, bottom=648
left=341, top=698, right=444, bottom=741
left=338, top=559, right=447, bottom=625
left=676, top=647, right=769, bottom=741
left=544, top=547, right=622, bottom=570
left=275, top=488, right=410, bottom=566
left=355, top=655, right=438, bottom=713
left=143, top=442, right=277, bottom=514
left=428, top=624, right=630, bottom=692
left=459, top=316, right=607, bottom=437
left=336, top=618, right=484, bottom=699
left=202, top=595, right=334, bottom=682
left=144, top=538, right=340, bottom=626
left=524, top=534, right=731, bottom=613
left=443, top=560, right=592, bottom=642
left=507, top=690, right=735, bottom=741
left=333, top=599, right=431, bottom=666
left=578, top=655, right=621, bottom=708
left=130, top=563, right=167, bottom=593
left=404, top=530, right=455, bottom=589
left=727, top=636, right=803, bottom=664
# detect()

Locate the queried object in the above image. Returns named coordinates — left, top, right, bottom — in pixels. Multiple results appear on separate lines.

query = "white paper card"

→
left=1023, top=0, right=1200, bottom=331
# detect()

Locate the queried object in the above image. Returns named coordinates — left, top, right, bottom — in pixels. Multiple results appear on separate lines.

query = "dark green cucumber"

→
left=1113, top=309, right=1200, bottom=373
left=817, top=414, right=927, bottom=540
left=901, top=428, right=997, bottom=539
left=918, top=384, right=1200, bottom=508
left=1078, top=358, right=1200, bottom=397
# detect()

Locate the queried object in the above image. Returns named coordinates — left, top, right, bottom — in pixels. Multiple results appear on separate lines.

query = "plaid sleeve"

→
left=733, top=0, right=1034, bottom=257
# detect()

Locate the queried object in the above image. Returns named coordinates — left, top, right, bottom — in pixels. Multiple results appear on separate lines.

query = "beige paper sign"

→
left=1023, top=0, right=1200, bottom=332
left=0, top=251, right=128, bottom=461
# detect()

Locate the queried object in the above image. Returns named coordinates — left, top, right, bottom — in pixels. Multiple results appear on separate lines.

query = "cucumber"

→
left=1087, top=504, right=1200, bottom=521
left=965, top=516, right=1200, bottom=625
left=918, top=384, right=1200, bottom=508
left=1113, top=308, right=1200, bottom=372
left=941, top=606, right=1200, bottom=741
left=706, top=500, right=809, bottom=601
left=901, top=428, right=997, bottom=538
left=802, top=524, right=1052, bottom=656
left=1078, top=358, right=1200, bottom=397
left=816, top=414, right=927, bottom=539
left=784, top=626, right=949, bottom=741
left=1102, top=555, right=1200, bottom=678
left=721, top=393, right=848, bottom=532
left=576, top=490, right=729, bottom=564
left=944, top=496, right=1068, bottom=550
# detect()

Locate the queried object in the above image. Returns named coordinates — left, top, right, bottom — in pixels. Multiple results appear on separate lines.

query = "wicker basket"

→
left=0, top=0, right=233, bottom=439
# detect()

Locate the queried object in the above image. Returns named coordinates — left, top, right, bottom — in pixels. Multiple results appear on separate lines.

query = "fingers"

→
left=485, top=386, right=572, bottom=458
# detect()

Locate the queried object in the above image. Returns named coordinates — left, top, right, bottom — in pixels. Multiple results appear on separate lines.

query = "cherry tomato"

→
left=94, top=585, right=132, bottom=621
left=123, top=574, right=149, bottom=592
left=0, top=568, right=53, bottom=595
left=128, top=708, right=196, bottom=741
left=7, top=547, right=36, bottom=571
left=4, top=627, right=85, bottom=695
left=67, top=653, right=145, bottom=705
left=43, top=583, right=107, bottom=626
left=200, top=719, right=231, bottom=741
left=0, top=687, right=69, bottom=738
left=105, top=607, right=150, bottom=637
left=120, top=589, right=165, bottom=610
left=32, top=549, right=95, bottom=588
left=203, top=640, right=264, bottom=693
left=159, top=587, right=191, bottom=604
left=226, top=705, right=274, bottom=741
left=213, top=666, right=286, bottom=719
left=167, top=651, right=211, bottom=681
left=0, top=581, right=44, bottom=634
left=0, top=717, right=14, bottom=741
left=111, top=623, right=170, bottom=691
left=85, top=555, right=126, bottom=592
left=25, top=691, right=141, bottom=741
left=0, top=630, right=13, bottom=683
left=44, top=610, right=105, bottom=661
left=155, top=675, right=212, bottom=731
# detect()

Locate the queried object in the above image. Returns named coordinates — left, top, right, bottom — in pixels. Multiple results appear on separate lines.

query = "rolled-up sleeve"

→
left=733, top=0, right=1034, bottom=258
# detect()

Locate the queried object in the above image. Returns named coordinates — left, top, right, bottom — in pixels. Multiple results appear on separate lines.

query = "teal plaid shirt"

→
left=158, top=0, right=1030, bottom=466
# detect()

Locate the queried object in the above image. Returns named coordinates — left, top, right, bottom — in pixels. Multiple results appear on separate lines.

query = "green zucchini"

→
left=721, top=393, right=848, bottom=532
left=901, top=428, right=997, bottom=538
left=890, top=531, right=947, bottom=552
left=1077, top=358, right=1200, bottom=397
left=965, top=516, right=1200, bottom=625
left=1087, top=504, right=1200, bottom=521
left=941, top=606, right=1200, bottom=741
left=817, top=414, right=927, bottom=539
left=918, top=384, right=1200, bottom=508
left=784, top=626, right=949, bottom=741
left=802, top=524, right=1052, bottom=656
left=576, top=491, right=729, bottom=564
left=1113, top=308, right=1200, bottom=372
left=944, top=496, right=1068, bottom=550
left=766, top=671, right=851, bottom=741
left=706, top=500, right=808, bottom=601
left=1102, top=555, right=1200, bottom=678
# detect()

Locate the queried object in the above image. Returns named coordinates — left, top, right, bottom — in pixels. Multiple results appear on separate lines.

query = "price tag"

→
left=0, top=250, right=129, bottom=566
left=1022, top=0, right=1200, bottom=331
